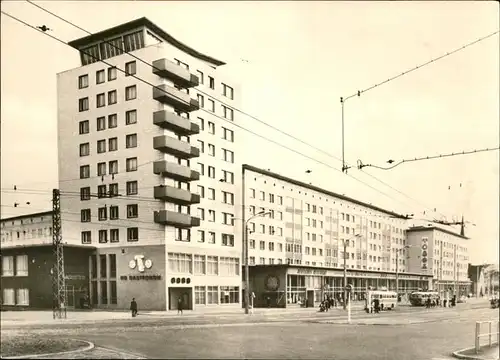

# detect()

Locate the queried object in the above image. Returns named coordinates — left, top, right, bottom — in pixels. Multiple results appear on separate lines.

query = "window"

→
left=208, top=231, right=216, bottom=244
left=98, top=185, right=106, bottom=199
left=208, top=99, right=215, bottom=112
left=208, top=121, right=215, bottom=134
left=97, top=162, right=107, bottom=176
left=109, top=160, right=118, bottom=174
left=126, top=134, right=138, bottom=148
left=16, top=288, right=29, bottom=306
left=79, top=143, right=90, bottom=157
left=221, top=170, right=234, bottom=184
left=222, top=127, right=234, bottom=142
left=208, top=166, right=215, bottom=178
left=208, top=210, right=215, bottom=222
left=110, top=206, right=119, bottom=220
left=222, top=149, right=234, bottom=163
left=198, top=163, right=205, bottom=175
left=198, top=230, right=205, bottom=243
left=108, top=67, right=117, bottom=81
left=2, top=288, right=14, bottom=305
left=108, top=114, right=118, bottom=129
left=197, top=117, right=205, bottom=130
left=208, top=76, right=215, bottom=89
left=207, top=286, right=218, bottom=304
left=81, top=231, right=91, bottom=244
left=98, top=207, right=107, bottom=221
left=99, top=230, right=108, bottom=243
left=208, top=188, right=215, bottom=200
left=126, top=110, right=137, bottom=125
left=168, top=253, right=192, bottom=274
left=2, top=256, right=14, bottom=276
left=222, top=191, right=234, bottom=205
left=127, top=227, right=139, bottom=242
left=197, top=70, right=204, bottom=85
left=222, top=213, right=234, bottom=226
left=81, top=209, right=91, bottom=222
left=108, top=90, right=117, bottom=105
left=197, top=94, right=204, bottom=107
left=97, top=93, right=105, bottom=107
left=78, top=74, right=89, bottom=89
left=222, top=105, right=234, bottom=120
left=194, top=255, right=206, bottom=275
left=109, top=137, right=118, bottom=151
left=79, top=120, right=90, bottom=134
left=97, top=139, right=106, bottom=153
left=80, top=187, right=91, bottom=200
left=80, top=165, right=90, bottom=179
left=198, top=208, right=205, bottom=220
left=127, top=204, right=138, bottom=218
left=97, top=117, right=106, bottom=131
left=197, top=140, right=205, bottom=153
left=220, top=286, right=239, bottom=304
left=175, top=58, right=189, bottom=69
left=110, top=229, right=119, bottom=243
left=96, top=70, right=105, bottom=84
left=250, top=189, right=256, bottom=198
left=126, top=181, right=138, bottom=195
left=125, top=61, right=136, bottom=76
left=126, top=157, right=138, bottom=172
left=207, top=256, right=218, bottom=275
left=195, top=286, right=206, bottom=305
left=125, top=85, right=137, bottom=100
left=208, top=144, right=215, bottom=156
left=109, top=183, right=118, bottom=197
left=222, top=233, right=234, bottom=246
left=222, top=83, right=234, bottom=99
left=78, top=97, right=89, bottom=112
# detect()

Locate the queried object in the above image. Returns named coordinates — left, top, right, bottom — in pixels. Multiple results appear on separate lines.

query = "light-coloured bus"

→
left=365, top=290, right=398, bottom=313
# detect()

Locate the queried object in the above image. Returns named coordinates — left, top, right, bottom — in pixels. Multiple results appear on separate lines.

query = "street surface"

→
left=1, top=302, right=499, bottom=360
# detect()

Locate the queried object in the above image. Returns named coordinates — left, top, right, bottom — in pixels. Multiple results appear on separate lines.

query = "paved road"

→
left=3, top=306, right=498, bottom=359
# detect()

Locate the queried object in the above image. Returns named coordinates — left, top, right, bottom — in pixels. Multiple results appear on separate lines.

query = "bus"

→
left=364, top=290, right=398, bottom=313
left=409, top=291, right=439, bottom=306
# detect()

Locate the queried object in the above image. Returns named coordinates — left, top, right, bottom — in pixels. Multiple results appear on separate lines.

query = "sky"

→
left=1, top=1, right=499, bottom=264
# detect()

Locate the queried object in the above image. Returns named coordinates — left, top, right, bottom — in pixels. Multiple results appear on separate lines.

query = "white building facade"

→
left=57, top=17, right=243, bottom=311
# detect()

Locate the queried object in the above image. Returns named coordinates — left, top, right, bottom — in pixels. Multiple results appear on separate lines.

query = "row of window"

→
left=2, top=255, right=28, bottom=277
left=1, top=228, right=52, bottom=242
left=81, top=228, right=138, bottom=244
left=195, top=164, right=235, bottom=184
left=79, top=157, right=138, bottom=178
left=79, top=110, right=137, bottom=135
left=250, top=240, right=284, bottom=252
left=194, top=285, right=239, bottom=305
left=78, top=61, right=136, bottom=89
left=1, top=216, right=49, bottom=227
left=197, top=186, right=235, bottom=205
left=196, top=140, right=234, bottom=163
left=79, top=134, right=137, bottom=156
left=168, top=253, right=239, bottom=276
left=196, top=208, right=235, bottom=226
left=81, top=204, right=138, bottom=223
left=2, top=288, right=29, bottom=306
left=78, top=85, right=137, bottom=112
left=80, top=182, right=137, bottom=200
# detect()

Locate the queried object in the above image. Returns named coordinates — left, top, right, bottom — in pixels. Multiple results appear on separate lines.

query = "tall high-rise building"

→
left=57, top=17, right=242, bottom=311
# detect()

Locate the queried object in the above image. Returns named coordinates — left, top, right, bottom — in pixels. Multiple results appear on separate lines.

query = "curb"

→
left=452, top=346, right=500, bottom=360
left=1, top=339, right=94, bottom=359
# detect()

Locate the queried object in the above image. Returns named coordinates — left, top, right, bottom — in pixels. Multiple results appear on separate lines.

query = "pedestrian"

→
left=266, top=296, right=271, bottom=308
left=177, top=297, right=183, bottom=315
left=130, top=298, right=138, bottom=317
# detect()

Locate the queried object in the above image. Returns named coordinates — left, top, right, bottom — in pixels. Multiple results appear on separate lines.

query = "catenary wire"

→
left=18, top=3, right=447, bottom=216
left=2, top=10, right=444, bottom=218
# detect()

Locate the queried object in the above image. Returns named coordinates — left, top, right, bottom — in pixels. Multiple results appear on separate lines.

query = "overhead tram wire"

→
left=1, top=10, right=435, bottom=217
left=357, top=147, right=500, bottom=171
left=21, top=2, right=445, bottom=216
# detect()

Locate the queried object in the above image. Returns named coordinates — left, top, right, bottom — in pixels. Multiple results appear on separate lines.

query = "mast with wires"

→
left=52, top=188, right=67, bottom=319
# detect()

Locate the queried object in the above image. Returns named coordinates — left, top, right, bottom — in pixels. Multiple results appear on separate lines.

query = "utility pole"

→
left=52, top=189, right=66, bottom=319
left=396, top=249, right=399, bottom=295
left=343, top=239, right=347, bottom=310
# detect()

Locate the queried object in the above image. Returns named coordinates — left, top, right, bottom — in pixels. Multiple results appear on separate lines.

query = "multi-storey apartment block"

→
left=242, top=165, right=433, bottom=308
left=406, top=226, right=471, bottom=297
left=56, top=17, right=242, bottom=311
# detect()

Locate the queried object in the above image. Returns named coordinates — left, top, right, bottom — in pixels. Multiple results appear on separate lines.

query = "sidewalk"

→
left=453, top=345, right=499, bottom=360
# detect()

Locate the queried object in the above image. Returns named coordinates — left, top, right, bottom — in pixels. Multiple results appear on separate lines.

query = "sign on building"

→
left=421, top=237, right=429, bottom=271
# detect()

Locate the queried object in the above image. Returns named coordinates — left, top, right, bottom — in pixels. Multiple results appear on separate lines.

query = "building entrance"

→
left=169, top=287, right=192, bottom=311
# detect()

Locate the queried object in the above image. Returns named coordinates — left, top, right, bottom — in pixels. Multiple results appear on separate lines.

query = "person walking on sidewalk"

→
left=177, top=297, right=184, bottom=315
left=130, top=298, right=138, bottom=317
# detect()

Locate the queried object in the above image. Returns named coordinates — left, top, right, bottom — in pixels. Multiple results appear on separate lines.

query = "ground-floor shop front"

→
left=247, top=264, right=434, bottom=308
left=433, top=280, right=472, bottom=298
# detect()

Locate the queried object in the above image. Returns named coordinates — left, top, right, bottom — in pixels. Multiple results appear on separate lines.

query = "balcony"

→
left=153, top=136, right=200, bottom=159
left=154, top=210, right=200, bottom=228
left=153, top=161, right=200, bottom=182
left=152, top=84, right=200, bottom=112
left=153, top=110, right=199, bottom=136
left=154, top=185, right=201, bottom=205
left=152, top=59, right=199, bottom=88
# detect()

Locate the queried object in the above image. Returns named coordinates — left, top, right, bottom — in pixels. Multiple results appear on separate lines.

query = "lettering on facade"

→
left=421, top=237, right=429, bottom=270
left=128, top=255, right=153, bottom=273
left=120, top=275, right=162, bottom=281
left=296, top=268, right=327, bottom=275
left=65, top=275, right=86, bottom=281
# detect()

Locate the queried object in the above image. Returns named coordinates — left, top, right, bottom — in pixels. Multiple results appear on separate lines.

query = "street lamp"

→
left=343, top=234, right=361, bottom=310
left=244, top=210, right=271, bottom=314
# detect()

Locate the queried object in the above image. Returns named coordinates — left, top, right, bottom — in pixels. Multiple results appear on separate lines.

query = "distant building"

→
left=406, top=226, right=471, bottom=296
left=483, top=264, right=499, bottom=295
left=468, top=264, right=487, bottom=297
